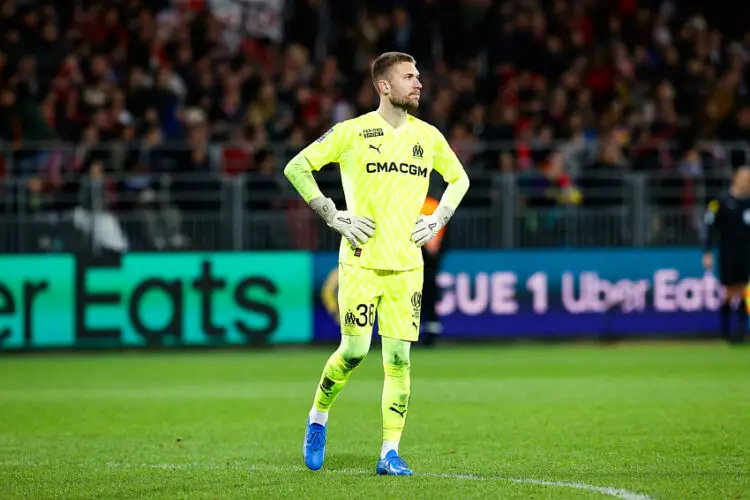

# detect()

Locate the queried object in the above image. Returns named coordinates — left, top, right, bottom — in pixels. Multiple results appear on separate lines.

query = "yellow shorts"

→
left=338, top=262, right=424, bottom=342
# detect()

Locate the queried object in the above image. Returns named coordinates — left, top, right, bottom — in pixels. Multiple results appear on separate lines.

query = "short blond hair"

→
left=371, top=52, right=416, bottom=89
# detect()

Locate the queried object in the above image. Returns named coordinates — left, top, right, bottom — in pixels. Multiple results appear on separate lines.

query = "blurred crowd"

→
left=2, top=0, right=750, bottom=251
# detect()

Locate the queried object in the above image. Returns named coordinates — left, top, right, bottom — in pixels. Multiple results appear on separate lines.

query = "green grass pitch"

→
left=0, top=343, right=748, bottom=499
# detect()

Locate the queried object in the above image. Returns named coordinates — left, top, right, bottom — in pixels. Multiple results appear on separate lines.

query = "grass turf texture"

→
left=0, top=343, right=748, bottom=499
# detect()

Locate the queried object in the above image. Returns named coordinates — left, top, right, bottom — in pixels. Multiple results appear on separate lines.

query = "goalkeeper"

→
left=284, top=51, right=469, bottom=476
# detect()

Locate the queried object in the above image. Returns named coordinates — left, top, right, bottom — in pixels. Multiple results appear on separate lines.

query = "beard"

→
left=389, top=93, right=419, bottom=112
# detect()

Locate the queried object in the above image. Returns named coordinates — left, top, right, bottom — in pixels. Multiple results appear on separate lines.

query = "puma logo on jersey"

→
left=369, top=144, right=382, bottom=154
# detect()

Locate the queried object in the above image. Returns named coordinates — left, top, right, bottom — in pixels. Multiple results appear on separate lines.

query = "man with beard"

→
left=703, top=166, right=750, bottom=344
left=284, top=52, right=470, bottom=475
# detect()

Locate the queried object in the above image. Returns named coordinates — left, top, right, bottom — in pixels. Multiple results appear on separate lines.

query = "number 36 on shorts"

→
left=343, top=303, right=376, bottom=328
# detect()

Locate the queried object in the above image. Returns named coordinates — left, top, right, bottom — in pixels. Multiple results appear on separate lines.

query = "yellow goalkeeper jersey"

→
left=299, top=111, right=465, bottom=271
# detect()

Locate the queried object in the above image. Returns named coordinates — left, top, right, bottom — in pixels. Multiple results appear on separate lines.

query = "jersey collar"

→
left=372, top=110, right=411, bottom=133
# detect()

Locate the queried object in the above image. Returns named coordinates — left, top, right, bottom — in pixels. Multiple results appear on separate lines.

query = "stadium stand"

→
left=1, top=0, right=750, bottom=252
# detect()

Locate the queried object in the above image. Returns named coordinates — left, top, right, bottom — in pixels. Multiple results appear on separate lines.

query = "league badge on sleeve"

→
left=316, top=127, right=335, bottom=143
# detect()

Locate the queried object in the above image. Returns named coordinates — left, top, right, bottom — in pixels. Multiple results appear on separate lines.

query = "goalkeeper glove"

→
left=411, top=205, right=454, bottom=247
left=309, top=196, right=376, bottom=247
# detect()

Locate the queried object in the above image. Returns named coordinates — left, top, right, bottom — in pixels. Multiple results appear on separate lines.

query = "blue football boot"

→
left=376, top=450, right=413, bottom=476
left=303, top=418, right=326, bottom=470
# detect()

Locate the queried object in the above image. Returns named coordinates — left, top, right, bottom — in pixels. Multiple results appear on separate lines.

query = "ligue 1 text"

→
left=436, top=270, right=722, bottom=316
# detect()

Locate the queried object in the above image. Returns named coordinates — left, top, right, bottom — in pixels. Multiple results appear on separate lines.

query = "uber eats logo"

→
left=365, top=162, right=428, bottom=177
left=0, top=254, right=312, bottom=349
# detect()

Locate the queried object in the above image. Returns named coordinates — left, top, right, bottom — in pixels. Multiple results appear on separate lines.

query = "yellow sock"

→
left=381, top=338, right=411, bottom=445
left=311, top=334, right=371, bottom=413
left=313, top=352, right=359, bottom=412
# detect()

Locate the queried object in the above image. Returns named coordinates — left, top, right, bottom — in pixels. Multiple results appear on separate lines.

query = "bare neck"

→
left=376, top=99, right=409, bottom=129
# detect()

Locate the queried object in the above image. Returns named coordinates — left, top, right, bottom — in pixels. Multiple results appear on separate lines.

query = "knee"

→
left=341, top=350, right=367, bottom=370
left=382, top=339, right=411, bottom=373
left=383, top=354, right=410, bottom=380
left=385, top=352, right=410, bottom=370
left=337, top=338, right=370, bottom=369
left=383, top=339, right=411, bottom=370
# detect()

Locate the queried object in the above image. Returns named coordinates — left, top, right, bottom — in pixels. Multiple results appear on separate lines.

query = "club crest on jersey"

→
left=344, top=310, right=356, bottom=326
left=411, top=291, right=422, bottom=318
left=316, top=127, right=334, bottom=143
left=412, top=143, right=424, bottom=159
left=361, top=128, right=384, bottom=138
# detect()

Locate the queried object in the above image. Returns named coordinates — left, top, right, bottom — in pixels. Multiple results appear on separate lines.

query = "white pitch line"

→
left=106, top=462, right=656, bottom=499
left=1, top=461, right=654, bottom=500
left=422, top=473, right=653, bottom=500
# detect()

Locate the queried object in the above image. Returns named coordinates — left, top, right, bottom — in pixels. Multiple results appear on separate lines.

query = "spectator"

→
left=71, top=160, right=129, bottom=255
left=245, top=149, right=288, bottom=249
left=1, top=0, right=750, bottom=251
